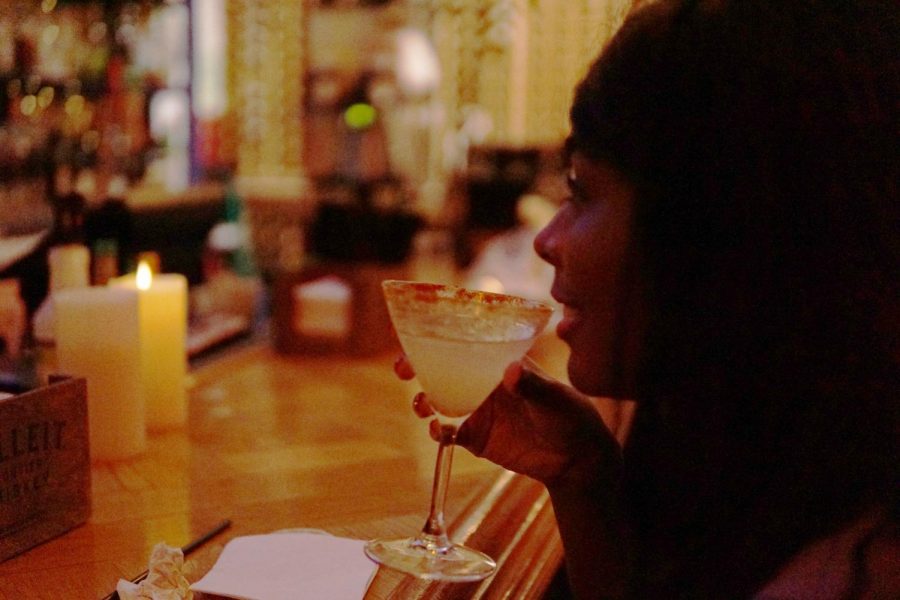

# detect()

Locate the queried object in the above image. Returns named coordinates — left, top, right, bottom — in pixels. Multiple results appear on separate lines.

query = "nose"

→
left=534, top=211, right=561, bottom=266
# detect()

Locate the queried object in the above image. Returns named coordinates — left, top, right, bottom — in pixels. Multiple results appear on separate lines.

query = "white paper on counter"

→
left=189, top=531, right=377, bottom=600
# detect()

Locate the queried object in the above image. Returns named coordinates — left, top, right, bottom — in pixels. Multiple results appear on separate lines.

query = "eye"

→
left=565, top=168, right=590, bottom=207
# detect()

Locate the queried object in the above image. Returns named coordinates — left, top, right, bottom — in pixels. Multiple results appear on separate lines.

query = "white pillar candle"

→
left=55, top=286, right=146, bottom=462
left=111, top=263, right=188, bottom=430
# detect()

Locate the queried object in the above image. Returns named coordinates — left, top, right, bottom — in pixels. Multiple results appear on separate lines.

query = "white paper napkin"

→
left=190, top=531, right=377, bottom=600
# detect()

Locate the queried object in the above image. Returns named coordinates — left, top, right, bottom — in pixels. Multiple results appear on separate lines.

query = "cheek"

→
left=562, top=213, right=635, bottom=396
left=566, top=333, right=604, bottom=394
left=566, top=300, right=618, bottom=394
left=569, top=219, right=622, bottom=297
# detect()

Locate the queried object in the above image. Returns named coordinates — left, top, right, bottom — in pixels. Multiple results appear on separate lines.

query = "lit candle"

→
left=54, top=286, right=146, bottom=462
left=112, top=262, right=188, bottom=430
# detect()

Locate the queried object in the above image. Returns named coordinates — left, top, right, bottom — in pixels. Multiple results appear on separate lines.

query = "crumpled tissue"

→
left=116, top=542, right=193, bottom=600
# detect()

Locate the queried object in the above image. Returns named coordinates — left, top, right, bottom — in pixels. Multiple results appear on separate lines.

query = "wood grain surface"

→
left=0, top=339, right=566, bottom=599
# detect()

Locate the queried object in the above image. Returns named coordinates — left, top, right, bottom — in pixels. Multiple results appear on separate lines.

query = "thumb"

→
left=502, top=358, right=567, bottom=404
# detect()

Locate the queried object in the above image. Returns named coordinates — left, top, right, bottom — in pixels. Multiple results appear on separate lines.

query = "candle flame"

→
left=136, top=261, right=153, bottom=290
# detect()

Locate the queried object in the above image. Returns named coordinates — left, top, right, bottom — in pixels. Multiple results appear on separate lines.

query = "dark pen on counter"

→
left=101, top=518, right=232, bottom=600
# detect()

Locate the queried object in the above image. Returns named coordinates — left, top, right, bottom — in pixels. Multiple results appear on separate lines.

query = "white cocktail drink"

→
left=366, top=280, right=553, bottom=581
left=398, top=333, right=536, bottom=418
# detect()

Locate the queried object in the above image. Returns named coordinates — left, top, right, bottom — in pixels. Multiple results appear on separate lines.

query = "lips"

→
left=550, top=284, right=579, bottom=339
left=556, top=304, right=582, bottom=340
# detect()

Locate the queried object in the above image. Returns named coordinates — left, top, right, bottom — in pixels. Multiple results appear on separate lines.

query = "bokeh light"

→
left=344, top=102, right=377, bottom=130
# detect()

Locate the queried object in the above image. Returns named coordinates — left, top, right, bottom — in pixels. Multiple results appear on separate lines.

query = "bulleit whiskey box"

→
left=0, top=376, right=90, bottom=562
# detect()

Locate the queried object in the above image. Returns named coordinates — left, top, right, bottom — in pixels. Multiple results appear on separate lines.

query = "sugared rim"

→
left=381, top=279, right=554, bottom=314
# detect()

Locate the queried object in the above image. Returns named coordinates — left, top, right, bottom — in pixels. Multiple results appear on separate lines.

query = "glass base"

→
left=364, top=535, right=496, bottom=582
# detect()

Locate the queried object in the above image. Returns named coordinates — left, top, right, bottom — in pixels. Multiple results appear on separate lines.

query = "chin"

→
left=567, top=354, right=634, bottom=400
left=566, top=357, right=605, bottom=397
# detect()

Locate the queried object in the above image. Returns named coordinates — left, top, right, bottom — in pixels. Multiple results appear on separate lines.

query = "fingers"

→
left=503, top=358, right=587, bottom=409
left=502, top=360, right=524, bottom=392
left=455, top=401, right=491, bottom=456
left=412, top=392, right=434, bottom=418
left=394, top=354, right=415, bottom=380
left=502, top=359, right=558, bottom=399
left=428, top=418, right=442, bottom=442
left=409, top=392, right=439, bottom=442
left=514, top=363, right=557, bottom=400
left=399, top=356, right=432, bottom=419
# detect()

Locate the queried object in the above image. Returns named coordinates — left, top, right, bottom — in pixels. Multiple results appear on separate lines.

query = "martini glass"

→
left=365, top=280, right=553, bottom=581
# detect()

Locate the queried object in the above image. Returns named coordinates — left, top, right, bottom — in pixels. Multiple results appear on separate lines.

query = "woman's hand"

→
left=394, top=355, right=622, bottom=488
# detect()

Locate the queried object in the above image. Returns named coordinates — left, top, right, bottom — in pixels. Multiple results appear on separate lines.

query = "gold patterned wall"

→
left=224, top=0, right=635, bottom=184
left=524, top=0, right=634, bottom=145
left=429, top=0, right=635, bottom=148
left=227, top=0, right=305, bottom=182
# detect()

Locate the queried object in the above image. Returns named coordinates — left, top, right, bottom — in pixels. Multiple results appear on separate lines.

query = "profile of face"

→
left=534, top=152, right=644, bottom=398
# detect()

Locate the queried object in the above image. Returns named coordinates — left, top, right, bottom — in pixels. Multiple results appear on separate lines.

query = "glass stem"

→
left=419, top=423, right=458, bottom=551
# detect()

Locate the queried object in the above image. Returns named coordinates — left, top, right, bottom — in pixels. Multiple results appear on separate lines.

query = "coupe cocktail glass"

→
left=365, top=280, right=553, bottom=581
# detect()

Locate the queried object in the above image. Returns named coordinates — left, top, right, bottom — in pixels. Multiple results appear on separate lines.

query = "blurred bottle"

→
left=204, top=183, right=256, bottom=277
left=224, top=183, right=256, bottom=277
left=85, top=174, right=133, bottom=279
left=91, top=238, right=118, bottom=285
left=194, top=182, right=263, bottom=332
left=32, top=244, right=90, bottom=345
left=31, top=163, right=91, bottom=343
left=48, top=165, right=86, bottom=246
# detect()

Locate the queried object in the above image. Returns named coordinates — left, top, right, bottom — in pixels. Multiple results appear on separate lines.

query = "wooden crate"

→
left=0, top=377, right=90, bottom=562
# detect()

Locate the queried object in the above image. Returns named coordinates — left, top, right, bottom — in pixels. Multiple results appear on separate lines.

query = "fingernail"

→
left=429, top=419, right=441, bottom=441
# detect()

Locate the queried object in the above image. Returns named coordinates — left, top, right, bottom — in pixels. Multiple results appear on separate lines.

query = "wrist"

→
left=546, top=442, right=630, bottom=600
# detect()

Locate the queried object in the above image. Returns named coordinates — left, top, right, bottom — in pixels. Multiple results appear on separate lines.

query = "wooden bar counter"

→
left=0, top=338, right=565, bottom=599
